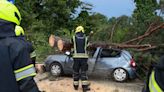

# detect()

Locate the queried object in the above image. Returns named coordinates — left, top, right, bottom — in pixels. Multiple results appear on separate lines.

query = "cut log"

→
left=49, top=34, right=62, bottom=47
left=57, top=39, right=73, bottom=52
left=49, top=34, right=72, bottom=52
left=49, top=35, right=55, bottom=47
left=57, top=39, right=64, bottom=51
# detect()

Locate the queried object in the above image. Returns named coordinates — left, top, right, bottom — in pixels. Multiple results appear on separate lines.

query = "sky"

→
left=82, top=0, right=136, bottom=18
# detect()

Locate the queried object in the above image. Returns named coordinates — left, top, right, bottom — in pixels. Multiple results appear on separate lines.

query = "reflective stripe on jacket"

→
left=149, top=70, right=163, bottom=92
left=14, top=64, right=36, bottom=81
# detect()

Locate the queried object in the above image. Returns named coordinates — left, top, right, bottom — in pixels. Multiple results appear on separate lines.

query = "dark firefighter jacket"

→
left=0, top=20, right=39, bottom=92
left=143, top=56, right=164, bottom=92
left=16, top=36, right=34, bottom=53
left=16, top=36, right=36, bottom=66
left=72, top=32, right=89, bottom=58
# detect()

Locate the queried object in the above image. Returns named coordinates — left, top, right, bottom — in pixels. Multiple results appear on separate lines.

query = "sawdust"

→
left=35, top=73, right=143, bottom=92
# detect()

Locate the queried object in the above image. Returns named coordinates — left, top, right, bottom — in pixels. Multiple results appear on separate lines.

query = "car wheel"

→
left=50, top=62, right=63, bottom=76
left=112, top=68, right=128, bottom=82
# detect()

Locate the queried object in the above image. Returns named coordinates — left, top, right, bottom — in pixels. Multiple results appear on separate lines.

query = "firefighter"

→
left=142, top=56, right=164, bottom=92
left=0, top=1, right=39, bottom=92
left=72, top=26, right=90, bottom=92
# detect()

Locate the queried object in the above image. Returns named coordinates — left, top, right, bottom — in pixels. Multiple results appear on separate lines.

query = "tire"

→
left=112, top=68, right=128, bottom=82
left=49, top=62, right=63, bottom=76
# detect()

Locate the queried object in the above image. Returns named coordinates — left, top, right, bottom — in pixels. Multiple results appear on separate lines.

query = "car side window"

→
left=100, top=49, right=121, bottom=58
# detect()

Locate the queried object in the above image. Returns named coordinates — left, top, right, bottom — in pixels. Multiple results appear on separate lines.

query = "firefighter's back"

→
left=0, top=37, right=22, bottom=92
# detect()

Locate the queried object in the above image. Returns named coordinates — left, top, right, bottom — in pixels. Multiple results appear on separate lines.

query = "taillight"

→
left=130, top=58, right=136, bottom=68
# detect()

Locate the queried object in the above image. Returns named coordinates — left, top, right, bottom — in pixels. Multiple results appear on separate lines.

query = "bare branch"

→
left=122, top=23, right=164, bottom=44
left=109, top=18, right=122, bottom=42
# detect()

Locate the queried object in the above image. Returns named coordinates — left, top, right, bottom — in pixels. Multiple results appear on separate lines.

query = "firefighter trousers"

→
left=73, top=58, right=89, bottom=89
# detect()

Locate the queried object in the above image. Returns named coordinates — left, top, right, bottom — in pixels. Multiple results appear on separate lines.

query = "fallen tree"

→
left=48, top=22, right=164, bottom=52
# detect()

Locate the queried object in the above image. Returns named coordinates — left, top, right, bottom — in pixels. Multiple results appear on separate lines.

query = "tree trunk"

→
left=49, top=34, right=62, bottom=47
left=57, top=39, right=73, bottom=52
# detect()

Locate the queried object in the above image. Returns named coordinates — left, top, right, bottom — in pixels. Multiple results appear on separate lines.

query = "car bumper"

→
left=125, top=67, right=136, bottom=79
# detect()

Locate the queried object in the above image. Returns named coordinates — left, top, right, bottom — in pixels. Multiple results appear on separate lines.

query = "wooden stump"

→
left=57, top=39, right=72, bottom=52
left=49, top=35, right=55, bottom=47
left=57, top=39, right=64, bottom=51
left=49, top=35, right=62, bottom=47
left=49, top=34, right=73, bottom=52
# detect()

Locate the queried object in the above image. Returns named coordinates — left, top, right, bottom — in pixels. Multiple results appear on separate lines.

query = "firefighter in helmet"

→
left=72, top=26, right=90, bottom=92
left=0, top=1, right=39, bottom=92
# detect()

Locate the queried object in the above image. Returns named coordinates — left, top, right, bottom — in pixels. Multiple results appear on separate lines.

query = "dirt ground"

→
left=35, top=73, right=144, bottom=92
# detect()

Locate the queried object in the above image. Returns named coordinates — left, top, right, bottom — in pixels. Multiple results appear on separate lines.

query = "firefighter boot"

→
left=73, top=85, right=79, bottom=90
left=73, top=81, right=79, bottom=90
left=82, top=81, right=91, bottom=92
left=82, top=85, right=90, bottom=92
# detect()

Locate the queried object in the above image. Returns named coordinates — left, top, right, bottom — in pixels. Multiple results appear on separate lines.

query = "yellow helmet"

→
left=0, top=1, right=21, bottom=25
left=15, top=25, right=25, bottom=36
left=75, top=26, right=84, bottom=33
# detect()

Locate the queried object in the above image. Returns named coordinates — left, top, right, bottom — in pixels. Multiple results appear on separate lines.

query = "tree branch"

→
left=122, top=23, right=164, bottom=44
left=109, top=18, right=122, bottom=42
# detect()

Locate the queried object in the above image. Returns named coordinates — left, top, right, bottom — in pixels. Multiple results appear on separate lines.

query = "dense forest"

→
left=15, top=0, right=164, bottom=65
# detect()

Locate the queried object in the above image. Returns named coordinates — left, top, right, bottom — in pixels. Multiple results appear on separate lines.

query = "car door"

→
left=64, top=56, right=74, bottom=73
left=93, top=49, right=121, bottom=77
left=87, top=47, right=100, bottom=74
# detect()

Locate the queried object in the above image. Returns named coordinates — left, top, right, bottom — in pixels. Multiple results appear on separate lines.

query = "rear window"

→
left=121, top=50, right=132, bottom=60
left=100, top=49, right=121, bottom=58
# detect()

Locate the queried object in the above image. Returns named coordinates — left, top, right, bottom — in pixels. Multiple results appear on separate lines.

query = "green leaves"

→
left=14, top=0, right=164, bottom=62
left=133, top=0, right=160, bottom=29
left=15, top=0, right=83, bottom=62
